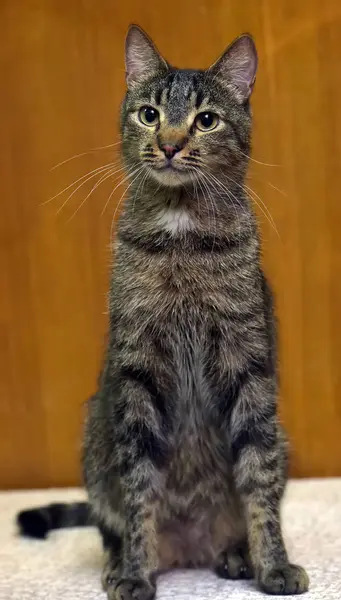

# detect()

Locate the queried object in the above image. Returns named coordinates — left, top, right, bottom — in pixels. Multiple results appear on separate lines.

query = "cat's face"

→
left=121, top=26, right=257, bottom=189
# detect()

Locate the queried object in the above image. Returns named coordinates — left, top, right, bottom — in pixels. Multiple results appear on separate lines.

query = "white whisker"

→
left=220, top=171, right=280, bottom=240
left=204, top=170, right=247, bottom=251
left=43, top=163, right=117, bottom=206
left=267, top=181, right=287, bottom=197
left=55, top=165, right=123, bottom=216
left=100, top=163, right=140, bottom=217
left=110, top=167, right=145, bottom=242
left=66, top=168, right=120, bottom=222
left=238, top=149, right=280, bottom=167
left=50, top=141, right=121, bottom=170
left=199, top=172, right=217, bottom=250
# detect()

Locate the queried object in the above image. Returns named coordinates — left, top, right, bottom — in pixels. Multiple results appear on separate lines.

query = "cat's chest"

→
left=124, top=251, right=246, bottom=317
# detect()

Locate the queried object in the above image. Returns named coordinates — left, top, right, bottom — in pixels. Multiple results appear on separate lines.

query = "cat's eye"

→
left=138, top=106, right=160, bottom=127
left=195, top=112, right=219, bottom=132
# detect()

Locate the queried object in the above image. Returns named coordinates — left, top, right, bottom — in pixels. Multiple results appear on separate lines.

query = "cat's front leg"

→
left=106, top=367, right=171, bottom=600
left=229, top=376, right=309, bottom=595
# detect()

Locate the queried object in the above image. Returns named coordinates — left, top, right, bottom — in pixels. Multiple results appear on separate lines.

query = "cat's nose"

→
left=159, top=143, right=179, bottom=160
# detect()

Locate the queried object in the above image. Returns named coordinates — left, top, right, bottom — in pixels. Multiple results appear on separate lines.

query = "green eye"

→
left=195, top=112, right=219, bottom=132
left=139, top=106, right=160, bottom=127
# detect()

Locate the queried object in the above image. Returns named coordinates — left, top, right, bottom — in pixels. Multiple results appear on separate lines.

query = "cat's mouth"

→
left=147, top=162, right=194, bottom=187
left=157, top=163, right=183, bottom=172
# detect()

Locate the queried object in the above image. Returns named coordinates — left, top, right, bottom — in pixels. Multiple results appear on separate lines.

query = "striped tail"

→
left=17, top=502, right=92, bottom=539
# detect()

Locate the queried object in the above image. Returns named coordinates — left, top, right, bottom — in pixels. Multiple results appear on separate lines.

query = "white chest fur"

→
left=158, top=207, right=194, bottom=234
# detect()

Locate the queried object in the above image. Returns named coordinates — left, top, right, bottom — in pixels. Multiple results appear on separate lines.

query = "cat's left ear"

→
left=209, top=34, right=258, bottom=103
left=125, top=25, right=168, bottom=88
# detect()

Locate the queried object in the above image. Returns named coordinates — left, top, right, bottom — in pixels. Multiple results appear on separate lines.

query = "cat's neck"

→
left=120, top=176, right=254, bottom=238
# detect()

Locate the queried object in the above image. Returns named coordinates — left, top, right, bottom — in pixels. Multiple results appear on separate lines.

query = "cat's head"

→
left=121, top=26, right=257, bottom=189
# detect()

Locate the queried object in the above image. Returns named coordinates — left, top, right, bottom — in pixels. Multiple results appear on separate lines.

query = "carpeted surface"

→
left=1, top=480, right=340, bottom=599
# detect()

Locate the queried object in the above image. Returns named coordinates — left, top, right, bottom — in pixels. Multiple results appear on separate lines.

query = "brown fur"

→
left=17, top=25, right=310, bottom=600
left=82, top=26, right=309, bottom=600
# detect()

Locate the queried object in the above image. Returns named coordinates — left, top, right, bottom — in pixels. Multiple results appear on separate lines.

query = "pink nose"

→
left=159, top=143, right=179, bottom=160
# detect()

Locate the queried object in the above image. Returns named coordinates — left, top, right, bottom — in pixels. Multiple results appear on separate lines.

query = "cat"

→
left=18, top=25, right=309, bottom=600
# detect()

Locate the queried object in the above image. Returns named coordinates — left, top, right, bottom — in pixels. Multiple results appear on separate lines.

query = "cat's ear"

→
left=209, top=34, right=258, bottom=103
left=125, top=25, right=168, bottom=87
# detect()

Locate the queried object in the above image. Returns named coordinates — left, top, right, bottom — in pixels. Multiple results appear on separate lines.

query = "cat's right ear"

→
left=125, top=25, right=168, bottom=88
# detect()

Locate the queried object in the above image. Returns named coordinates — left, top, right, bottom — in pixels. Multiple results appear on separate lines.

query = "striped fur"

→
left=18, top=26, right=309, bottom=600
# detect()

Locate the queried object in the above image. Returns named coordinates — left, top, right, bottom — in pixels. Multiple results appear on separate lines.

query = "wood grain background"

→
left=1, top=0, right=341, bottom=488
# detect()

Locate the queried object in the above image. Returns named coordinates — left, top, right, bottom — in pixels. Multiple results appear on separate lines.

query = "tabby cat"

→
left=18, top=25, right=309, bottom=600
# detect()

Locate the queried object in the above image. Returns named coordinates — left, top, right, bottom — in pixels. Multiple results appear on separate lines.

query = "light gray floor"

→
left=1, top=479, right=340, bottom=599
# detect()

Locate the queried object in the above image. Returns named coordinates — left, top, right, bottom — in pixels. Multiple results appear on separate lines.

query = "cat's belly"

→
left=156, top=501, right=245, bottom=569
left=155, top=428, right=246, bottom=569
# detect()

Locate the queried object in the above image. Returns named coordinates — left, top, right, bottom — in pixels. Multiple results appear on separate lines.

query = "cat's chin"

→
left=149, top=168, right=193, bottom=188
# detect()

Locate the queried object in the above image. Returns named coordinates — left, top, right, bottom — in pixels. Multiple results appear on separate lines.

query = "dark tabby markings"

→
left=142, top=152, right=156, bottom=158
left=154, top=89, right=162, bottom=105
left=226, top=120, right=249, bottom=152
left=215, top=356, right=273, bottom=423
left=112, top=367, right=171, bottom=472
left=164, top=72, right=176, bottom=101
left=195, top=89, right=204, bottom=108
left=17, top=502, right=90, bottom=539
left=198, top=233, right=249, bottom=252
left=130, top=423, right=169, bottom=468
left=215, top=371, right=249, bottom=421
left=119, top=231, right=249, bottom=254
left=115, top=420, right=169, bottom=473
left=119, top=230, right=250, bottom=254
left=231, top=424, right=277, bottom=463
left=182, top=156, right=201, bottom=163
left=99, top=521, right=122, bottom=552
left=119, top=366, right=168, bottom=420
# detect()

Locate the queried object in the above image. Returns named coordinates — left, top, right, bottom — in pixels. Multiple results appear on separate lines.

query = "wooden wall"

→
left=1, top=0, right=341, bottom=488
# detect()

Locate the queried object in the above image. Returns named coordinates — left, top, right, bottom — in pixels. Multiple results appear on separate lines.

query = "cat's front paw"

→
left=108, top=577, right=156, bottom=600
left=102, top=560, right=122, bottom=591
left=259, top=564, right=309, bottom=595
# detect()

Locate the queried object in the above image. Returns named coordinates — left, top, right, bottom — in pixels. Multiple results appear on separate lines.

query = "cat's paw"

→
left=108, top=577, right=156, bottom=600
left=102, top=566, right=120, bottom=592
left=259, top=564, right=309, bottom=595
left=101, top=557, right=122, bottom=591
left=215, top=547, right=253, bottom=580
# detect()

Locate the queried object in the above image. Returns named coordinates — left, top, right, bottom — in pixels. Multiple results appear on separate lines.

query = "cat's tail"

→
left=17, top=502, right=92, bottom=539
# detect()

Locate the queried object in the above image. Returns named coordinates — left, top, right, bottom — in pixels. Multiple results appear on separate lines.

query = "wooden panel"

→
left=1, top=0, right=341, bottom=488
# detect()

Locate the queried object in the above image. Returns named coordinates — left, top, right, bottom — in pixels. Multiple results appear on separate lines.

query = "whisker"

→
left=50, top=141, right=121, bottom=170
left=203, top=169, right=254, bottom=251
left=219, top=171, right=280, bottom=240
left=55, top=167, right=120, bottom=215
left=237, top=149, right=280, bottom=167
left=55, top=166, right=124, bottom=216
left=141, top=152, right=156, bottom=159
left=100, top=163, right=141, bottom=217
left=200, top=174, right=217, bottom=252
left=132, top=169, right=149, bottom=217
left=267, top=181, right=287, bottom=197
left=110, top=167, right=145, bottom=242
left=192, top=173, right=201, bottom=220
left=66, top=168, right=121, bottom=222
left=196, top=173, right=213, bottom=238
left=240, top=181, right=280, bottom=239
left=43, top=162, right=117, bottom=206
left=55, top=166, right=124, bottom=217
left=182, top=157, right=203, bottom=164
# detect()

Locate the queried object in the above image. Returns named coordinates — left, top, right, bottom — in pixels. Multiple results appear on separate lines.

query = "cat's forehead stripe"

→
left=146, top=72, right=213, bottom=126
